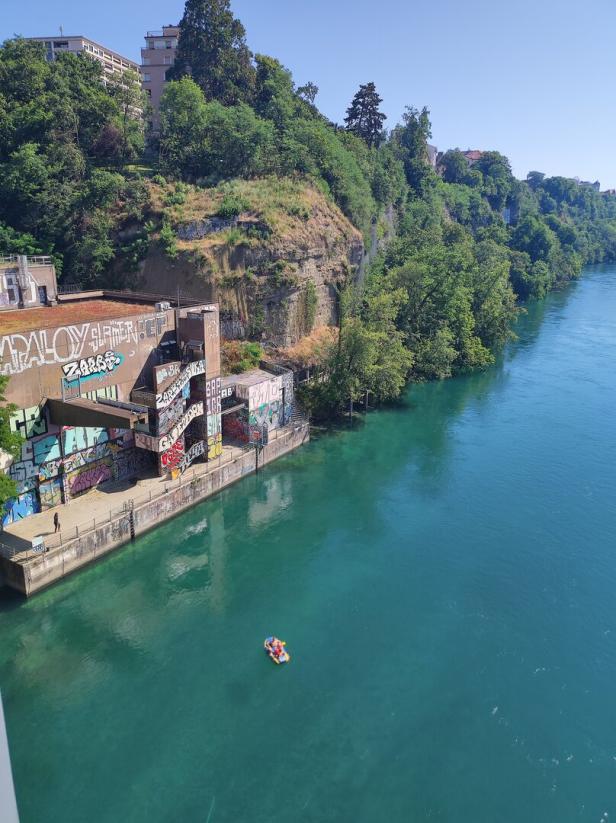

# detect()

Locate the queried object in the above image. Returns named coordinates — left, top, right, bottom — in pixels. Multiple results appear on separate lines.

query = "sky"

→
left=3, top=0, right=616, bottom=188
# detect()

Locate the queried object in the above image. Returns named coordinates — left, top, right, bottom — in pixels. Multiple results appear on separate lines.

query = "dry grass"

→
left=0, top=300, right=154, bottom=334
left=147, top=177, right=361, bottom=263
left=278, top=326, right=338, bottom=367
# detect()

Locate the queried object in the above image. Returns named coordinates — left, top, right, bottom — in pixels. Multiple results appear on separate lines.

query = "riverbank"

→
left=2, top=266, right=616, bottom=822
left=0, top=422, right=309, bottom=597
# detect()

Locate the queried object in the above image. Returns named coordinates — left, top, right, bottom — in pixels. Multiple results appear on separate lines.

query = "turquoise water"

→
left=2, top=266, right=616, bottom=822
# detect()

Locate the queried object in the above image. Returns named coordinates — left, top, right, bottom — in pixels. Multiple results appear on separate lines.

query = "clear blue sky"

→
left=3, top=0, right=615, bottom=187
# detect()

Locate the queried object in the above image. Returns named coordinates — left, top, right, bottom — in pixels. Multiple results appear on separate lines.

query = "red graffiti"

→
left=161, top=439, right=185, bottom=471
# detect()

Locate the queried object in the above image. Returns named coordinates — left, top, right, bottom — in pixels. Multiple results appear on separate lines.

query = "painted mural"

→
left=61, top=350, right=123, bottom=383
left=0, top=315, right=168, bottom=376
left=160, top=437, right=185, bottom=472
left=157, top=396, right=186, bottom=436
left=2, top=491, right=40, bottom=527
left=39, top=477, right=63, bottom=511
left=67, top=458, right=113, bottom=497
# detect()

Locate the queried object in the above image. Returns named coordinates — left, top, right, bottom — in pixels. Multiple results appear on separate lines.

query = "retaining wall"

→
left=1, top=423, right=309, bottom=597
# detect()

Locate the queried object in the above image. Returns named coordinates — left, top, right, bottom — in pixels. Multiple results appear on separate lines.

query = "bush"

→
left=221, top=340, right=264, bottom=374
left=217, top=194, right=249, bottom=219
left=160, top=221, right=178, bottom=258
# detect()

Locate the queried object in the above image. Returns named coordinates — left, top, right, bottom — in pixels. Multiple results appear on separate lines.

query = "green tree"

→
left=169, top=0, right=256, bottom=105
left=297, top=81, right=318, bottom=105
left=0, top=374, right=20, bottom=506
left=344, top=82, right=386, bottom=148
left=106, top=69, right=148, bottom=163
left=392, top=105, right=433, bottom=193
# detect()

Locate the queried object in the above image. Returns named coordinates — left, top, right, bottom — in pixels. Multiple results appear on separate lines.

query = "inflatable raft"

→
left=264, top=637, right=290, bottom=665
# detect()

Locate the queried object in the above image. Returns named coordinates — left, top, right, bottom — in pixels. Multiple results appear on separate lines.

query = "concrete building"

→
left=0, top=261, right=299, bottom=531
left=0, top=261, right=224, bottom=526
left=28, top=35, right=139, bottom=82
left=221, top=365, right=295, bottom=445
left=0, top=255, right=58, bottom=311
left=141, top=25, right=179, bottom=130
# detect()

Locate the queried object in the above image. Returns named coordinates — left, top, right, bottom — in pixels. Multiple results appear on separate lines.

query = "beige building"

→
left=28, top=36, right=139, bottom=82
left=0, top=255, right=58, bottom=312
left=141, top=25, right=179, bottom=130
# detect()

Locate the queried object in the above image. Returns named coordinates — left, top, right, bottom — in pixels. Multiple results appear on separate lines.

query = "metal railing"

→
left=0, top=421, right=309, bottom=563
left=0, top=254, right=52, bottom=266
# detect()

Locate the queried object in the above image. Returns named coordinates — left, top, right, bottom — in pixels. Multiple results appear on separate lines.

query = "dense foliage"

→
left=0, top=374, right=20, bottom=504
left=2, top=0, right=616, bottom=422
left=0, top=38, right=147, bottom=284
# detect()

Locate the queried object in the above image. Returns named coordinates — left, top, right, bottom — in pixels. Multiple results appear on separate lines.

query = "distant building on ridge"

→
left=141, top=25, right=179, bottom=132
left=27, top=35, right=139, bottom=83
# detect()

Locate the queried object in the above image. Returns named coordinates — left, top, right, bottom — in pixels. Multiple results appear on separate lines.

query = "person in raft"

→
left=269, top=638, right=283, bottom=658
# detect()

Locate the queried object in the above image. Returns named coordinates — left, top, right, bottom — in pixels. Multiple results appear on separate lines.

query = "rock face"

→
left=135, top=183, right=364, bottom=348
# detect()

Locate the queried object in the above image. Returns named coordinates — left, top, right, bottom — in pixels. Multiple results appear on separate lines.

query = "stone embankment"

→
left=0, top=423, right=309, bottom=597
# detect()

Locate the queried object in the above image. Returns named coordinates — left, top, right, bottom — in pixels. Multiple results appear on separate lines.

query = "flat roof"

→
left=232, top=369, right=277, bottom=388
left=0, top=300, right=160, bottom=334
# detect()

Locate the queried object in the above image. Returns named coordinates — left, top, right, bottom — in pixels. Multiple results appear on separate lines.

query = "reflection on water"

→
left=1, top=266, right=616, bottom=823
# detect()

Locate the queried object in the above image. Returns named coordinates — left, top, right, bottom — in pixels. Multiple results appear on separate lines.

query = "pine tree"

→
left=168, top=0, right=255, bottom=105
left=344, top=82, right=386, bottom=147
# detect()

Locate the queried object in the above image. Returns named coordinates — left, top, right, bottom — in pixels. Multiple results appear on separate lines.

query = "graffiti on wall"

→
left=9, top=405, right=48, bottom=439
left=249, top=401, right=281, bottom=442
left=157, top=396, right=186, bottom=436
left=9, top=431, right=61, bottom=493
left=208, top=433, right=223, bottom=459
left=63, top=426, right=108, bottom=455
left=153, top=361, right=181, bottom=390
left=155, top=359, right=206, bottom=409
left=67, top=458, right=113, bottom=497
left=2, top=491, right=40, bottom=527
left=112, top=448, right=153, bottom=482
left=39, top=478, right=63, bottom=510
left=62, top=350, right=123, bottom=383
left=223, top=412, right=249, bottom=444
left=136, top=402, right=204, bottom=452
left=178, top=440, right=206, bottom=473
left=0, top=315, right=168, bottom=376
left=161, top=438, right=185, bottom=472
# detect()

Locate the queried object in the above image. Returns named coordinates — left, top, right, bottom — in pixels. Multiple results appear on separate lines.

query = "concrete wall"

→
left=1, top=423, right=309, bottom=597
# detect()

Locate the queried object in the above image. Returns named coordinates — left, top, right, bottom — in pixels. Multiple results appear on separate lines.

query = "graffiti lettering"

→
left=62, top=350, right=122, bottom=383
left=161, top=438, right=185, bottom=471
left=136, top=402, right=204, bottom=453
left=153, top=361, right=181, bottom=390
left=155, top=360, right=206, bottom=409
left=0, top=316, right=168, bottom=376
left=178, top=440, right=206, bottom=474
left=67, top=459, right=113, bottom=496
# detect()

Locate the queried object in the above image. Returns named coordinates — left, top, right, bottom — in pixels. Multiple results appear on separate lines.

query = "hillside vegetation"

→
left=2, top=1, right=616, bottom=421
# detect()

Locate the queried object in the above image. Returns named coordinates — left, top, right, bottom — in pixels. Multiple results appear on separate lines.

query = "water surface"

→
left=2, top=266, right=616, bottom=822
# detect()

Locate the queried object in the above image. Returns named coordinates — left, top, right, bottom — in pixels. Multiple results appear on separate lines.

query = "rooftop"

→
left=0, top=299, right=159, bottom=335
left=231, top=369, right=278, bottom=388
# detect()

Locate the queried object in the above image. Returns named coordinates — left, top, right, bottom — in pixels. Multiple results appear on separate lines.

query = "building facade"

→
left=0, top=261, right=223, bottom=526
left=28, top=36, right=139, bottom=82
left=141, top=25, right=179, bottom=131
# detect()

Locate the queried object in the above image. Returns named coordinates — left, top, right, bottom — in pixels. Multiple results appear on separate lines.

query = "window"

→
left=163, top=55, right=173, bottom=65
left=143, top=73, right=151, bottom=82
left=142, top=57, right=151, bottom=66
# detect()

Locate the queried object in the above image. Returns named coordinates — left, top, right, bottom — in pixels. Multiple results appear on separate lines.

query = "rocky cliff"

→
left=128, top=178, right=364, bottom=348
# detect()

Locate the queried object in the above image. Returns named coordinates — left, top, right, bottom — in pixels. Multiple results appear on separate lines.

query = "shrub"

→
left=217, top=194, right=249, bottom=219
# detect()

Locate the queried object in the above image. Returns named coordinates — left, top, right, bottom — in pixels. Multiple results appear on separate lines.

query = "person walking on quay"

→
left=53, top=512, right=60, bottom=533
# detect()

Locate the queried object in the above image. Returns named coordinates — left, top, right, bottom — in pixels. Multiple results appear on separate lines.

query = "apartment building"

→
left=141, top=25, right=179, bottom=130
left=28, top=35, right=139, bottom=82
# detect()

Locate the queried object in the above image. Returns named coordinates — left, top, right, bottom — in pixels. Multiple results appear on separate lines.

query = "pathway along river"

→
left=2, top=265, right=616, bottom=822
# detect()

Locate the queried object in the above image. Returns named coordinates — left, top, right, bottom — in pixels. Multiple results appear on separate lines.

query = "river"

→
left=1, top=265, right=616, bottom=822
